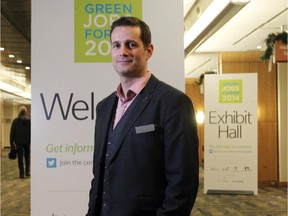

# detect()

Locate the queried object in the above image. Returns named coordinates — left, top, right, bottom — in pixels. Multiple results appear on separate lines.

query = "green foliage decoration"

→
left=260, top=32, right=288, bottom=61
left=195, top=71, right=217, bottom=85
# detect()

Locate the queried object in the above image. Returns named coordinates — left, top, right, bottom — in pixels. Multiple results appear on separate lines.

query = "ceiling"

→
left=184, top=0, right=287, bottom=77
left=0, top=0, right=287, bottom=102
left=1, top=0, right=31, bottom=79
left=1, top=0, right=31, bottom=104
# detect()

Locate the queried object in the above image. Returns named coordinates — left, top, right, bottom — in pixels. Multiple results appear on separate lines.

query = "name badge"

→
left=135, top=124, right=155, bottom=134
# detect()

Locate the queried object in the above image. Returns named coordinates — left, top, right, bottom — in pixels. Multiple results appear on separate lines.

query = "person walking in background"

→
left=86, top=16, right=199, bottom=216
left=10, top=105, right=31, bottom=179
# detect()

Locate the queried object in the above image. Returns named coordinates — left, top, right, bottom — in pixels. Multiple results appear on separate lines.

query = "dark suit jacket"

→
left=87, top=75, right=199, bottom=216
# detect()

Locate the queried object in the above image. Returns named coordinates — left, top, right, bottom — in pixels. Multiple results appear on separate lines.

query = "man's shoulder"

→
left=97, top=92, right=117, bottom=109
left=152, top=77, right=186, bottom=97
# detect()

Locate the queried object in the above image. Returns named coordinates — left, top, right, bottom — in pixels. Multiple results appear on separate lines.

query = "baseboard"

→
left=259, top=181, right=287, bottom=187
left=277, top=182, right=288, bottom=187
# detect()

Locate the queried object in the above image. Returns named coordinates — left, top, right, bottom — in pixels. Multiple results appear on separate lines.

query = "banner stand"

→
left=204, top=73, right=258, bottom=195
left=31, top=1, right=185, bottom=215
left=207, top=190, right=254, bottom=195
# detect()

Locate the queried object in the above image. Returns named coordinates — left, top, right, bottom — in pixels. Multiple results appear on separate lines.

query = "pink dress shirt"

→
left=113, top=72, right=151, bottom=128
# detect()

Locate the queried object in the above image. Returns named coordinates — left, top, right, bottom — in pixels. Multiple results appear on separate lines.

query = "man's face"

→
left=111, top=26, right=153, bottom=78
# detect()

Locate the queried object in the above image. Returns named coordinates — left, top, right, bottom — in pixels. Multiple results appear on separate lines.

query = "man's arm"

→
left=158, top=94, right=199, bottom=216
left=10, top=119, right=16, bottom=148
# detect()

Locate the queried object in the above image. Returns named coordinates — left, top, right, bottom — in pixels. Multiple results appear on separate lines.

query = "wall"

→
left=0, top=94, right=2, bottom=154
left=185, top=78, right=204, bottom=166
left=222, top=52, right=278, bottom=185
left=277, top=62, right=287, bottom=185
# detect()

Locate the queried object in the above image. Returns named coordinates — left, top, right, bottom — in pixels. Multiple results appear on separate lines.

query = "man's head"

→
left=111, top=16, right=152, bottom=49
left=18, top=105, right=27, bottom=115
left=110, top=17, right=154, bottom=79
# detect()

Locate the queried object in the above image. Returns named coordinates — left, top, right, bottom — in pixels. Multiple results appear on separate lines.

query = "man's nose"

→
left=119, top=45, right=129, bottom=56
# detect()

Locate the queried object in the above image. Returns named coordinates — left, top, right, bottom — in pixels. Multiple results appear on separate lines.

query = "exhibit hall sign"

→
left=31, top=0, right=185, bottom=215
left=204, top=73, right=258, bottom=195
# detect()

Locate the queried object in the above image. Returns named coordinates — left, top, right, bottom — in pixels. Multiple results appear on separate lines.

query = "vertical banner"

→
left=31, top=0, right=184, bottom=215
left=204, top=73, right=258, bottom=195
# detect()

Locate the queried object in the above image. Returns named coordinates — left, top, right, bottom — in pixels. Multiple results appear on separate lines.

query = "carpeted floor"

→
left=1, top=148, right=30, bottom=216
left=1, top=148, right=287, bottom=216
left=192, top=167, right=287, bottom=216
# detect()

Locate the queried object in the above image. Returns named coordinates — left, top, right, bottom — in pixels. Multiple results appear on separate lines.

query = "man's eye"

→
left=128, top=42, right=137, bottom=48
left=112, top=44, right=120, bottom=49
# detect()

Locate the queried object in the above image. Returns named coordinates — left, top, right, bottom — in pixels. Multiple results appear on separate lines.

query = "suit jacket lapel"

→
left=109, top=75, right=158, bottom=163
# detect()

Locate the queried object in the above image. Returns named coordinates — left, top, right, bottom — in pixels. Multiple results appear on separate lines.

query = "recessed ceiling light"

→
left=256, top=45, right=262, bottom=49
left=0, top=47, right=4, bottom=51
left=9, top=54, right=15, bottom=58
left=25, top=66, right=30, bottom=70
left=17, top=60, right=23, bottom=63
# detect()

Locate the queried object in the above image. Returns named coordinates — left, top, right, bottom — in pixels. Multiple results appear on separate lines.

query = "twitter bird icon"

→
left=47, top=158, right=57, bottom=168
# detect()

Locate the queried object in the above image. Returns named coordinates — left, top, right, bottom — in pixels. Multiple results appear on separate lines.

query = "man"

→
left=87, top=17, right=199, bottom=216
left=10, top=105, right=31, bottom=179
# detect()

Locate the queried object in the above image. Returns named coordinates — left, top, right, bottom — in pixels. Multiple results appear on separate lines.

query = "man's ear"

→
left=146, top=44, right=154, bottom=60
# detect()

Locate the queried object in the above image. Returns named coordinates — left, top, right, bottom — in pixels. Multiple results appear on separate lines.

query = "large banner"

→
left=204, top=73, right=258, bottom=195
left=31, top=0, right=185, bottom=215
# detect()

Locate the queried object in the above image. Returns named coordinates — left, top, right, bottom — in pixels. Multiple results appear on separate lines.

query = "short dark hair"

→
left=110, top=16, right=152, bottom=49
left=18, top=105, right=27, bottom=116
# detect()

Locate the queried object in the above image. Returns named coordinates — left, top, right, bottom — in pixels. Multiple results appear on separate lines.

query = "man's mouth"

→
left=117, top=59, right=133, bottom=64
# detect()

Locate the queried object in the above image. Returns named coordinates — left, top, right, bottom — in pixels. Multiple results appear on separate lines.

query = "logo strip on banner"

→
left=204, top=73, right=258, bottom=195
left=74, top=0, right=142, bottom=63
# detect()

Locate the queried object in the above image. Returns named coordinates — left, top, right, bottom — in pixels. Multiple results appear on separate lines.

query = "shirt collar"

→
left=116, top=72, right=151, bottom=102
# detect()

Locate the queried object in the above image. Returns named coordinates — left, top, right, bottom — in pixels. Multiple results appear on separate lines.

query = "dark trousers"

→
left=17, top=144, right=30, bottom=177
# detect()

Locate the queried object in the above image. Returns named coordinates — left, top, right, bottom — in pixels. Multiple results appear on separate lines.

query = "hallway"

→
left=1, top=148, right=287, bottom=216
